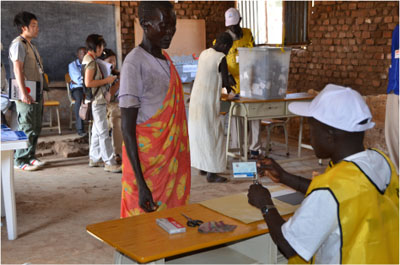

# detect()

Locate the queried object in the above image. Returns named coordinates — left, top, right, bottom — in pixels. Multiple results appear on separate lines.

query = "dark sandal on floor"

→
left=207, top=173, right=228, bottom=183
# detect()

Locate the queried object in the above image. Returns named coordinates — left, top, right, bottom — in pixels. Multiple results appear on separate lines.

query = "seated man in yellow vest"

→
left=248, top=84, right=399, bottom=264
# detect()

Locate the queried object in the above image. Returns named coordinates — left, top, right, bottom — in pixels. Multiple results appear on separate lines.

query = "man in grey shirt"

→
left=9, top=11, right=46, bottom=171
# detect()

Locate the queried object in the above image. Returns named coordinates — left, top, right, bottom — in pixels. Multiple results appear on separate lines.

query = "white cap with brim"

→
left=288, top=84, right=375, bottom=132
left=225, top=8, right=240, bottom=27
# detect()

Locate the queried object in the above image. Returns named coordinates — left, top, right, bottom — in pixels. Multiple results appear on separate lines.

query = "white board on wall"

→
left=134, top=18, right=206, bottom=57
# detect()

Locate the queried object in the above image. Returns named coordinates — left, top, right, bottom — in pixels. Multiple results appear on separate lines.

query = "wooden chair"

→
left=42, top=90, right=61, bottom=135
left=261, top=118, right=289, bottom=157
left=65, top=73, right=76, bottom=129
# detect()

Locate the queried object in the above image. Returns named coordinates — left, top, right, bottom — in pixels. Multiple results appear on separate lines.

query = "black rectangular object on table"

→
left=274, top=191, right=304, bottom=206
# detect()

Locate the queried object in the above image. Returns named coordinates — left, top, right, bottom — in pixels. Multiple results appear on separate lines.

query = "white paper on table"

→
left=200, top=184, right=303, bottom=224
left=270, top=188, right=297, bottom=198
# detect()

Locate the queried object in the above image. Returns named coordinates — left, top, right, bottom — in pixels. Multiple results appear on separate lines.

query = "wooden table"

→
left=87, top=203, right=291, bottom=264
left=222, top=93, right=314, bottom=163
left=1, top=139, right=28, bottom=240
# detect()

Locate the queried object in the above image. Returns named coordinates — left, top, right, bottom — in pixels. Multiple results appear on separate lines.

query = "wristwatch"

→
left=261, top=204, right=276, bottom=216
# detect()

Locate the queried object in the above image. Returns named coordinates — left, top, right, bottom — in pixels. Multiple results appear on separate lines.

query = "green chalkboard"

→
left=1, top=1, right=117, bottom=82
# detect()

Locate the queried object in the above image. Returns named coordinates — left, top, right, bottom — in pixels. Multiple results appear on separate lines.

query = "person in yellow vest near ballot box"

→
left=216, top=8, right=262, bottom=158
left=248, top=84, right=399, bottom=264
left=223, top=8, right=253, bottom=95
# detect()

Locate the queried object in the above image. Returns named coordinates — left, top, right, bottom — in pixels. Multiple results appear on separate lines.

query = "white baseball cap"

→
left=288, top=84, right=375, bottom=132
left=225, top=8, right=240, bottom=27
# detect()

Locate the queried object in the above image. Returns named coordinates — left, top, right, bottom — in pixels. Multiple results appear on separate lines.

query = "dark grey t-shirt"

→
left=119, top=46, right=170, bottom=124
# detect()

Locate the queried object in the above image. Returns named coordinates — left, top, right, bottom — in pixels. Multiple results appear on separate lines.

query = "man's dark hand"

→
left=138, top=185, right=157, bottom=212
left=228, top=74, right=236, bottom=87
left=257, top=157, right=285, bottom=183
left=247, top=184, right=273, bottom=210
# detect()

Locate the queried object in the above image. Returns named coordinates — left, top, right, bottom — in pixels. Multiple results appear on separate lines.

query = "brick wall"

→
left=120, top=1, right=234, bottom=59
left=288, top=1, right=399, bottom=95
left=120, top=1, right=137, bottom=58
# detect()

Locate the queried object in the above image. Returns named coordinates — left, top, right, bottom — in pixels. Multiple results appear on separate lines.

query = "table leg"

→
left=297, top=117, right=304, bottom=158
left=236, top=116, right=242, bottom=157
left=1, top=150, right=18, bottom=240
left=244, top=116, right=248, bottom=161
left=1, top=189, right=5, bottom=217
left=225, top=103, right=234, bottom=168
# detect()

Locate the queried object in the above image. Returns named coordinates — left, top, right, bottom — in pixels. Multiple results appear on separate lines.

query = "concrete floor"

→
left=1, top=131, right=325, bottom=264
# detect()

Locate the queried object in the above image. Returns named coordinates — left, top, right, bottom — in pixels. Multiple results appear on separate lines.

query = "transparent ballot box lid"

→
left=238, top=47, right=292, bottom=100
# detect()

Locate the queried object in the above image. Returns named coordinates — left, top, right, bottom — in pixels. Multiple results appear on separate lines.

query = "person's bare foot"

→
left=115, top=154, right=122, bottom=165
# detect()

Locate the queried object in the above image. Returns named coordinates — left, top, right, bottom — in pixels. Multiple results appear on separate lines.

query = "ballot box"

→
left=238, top=47, right=291, bottom=100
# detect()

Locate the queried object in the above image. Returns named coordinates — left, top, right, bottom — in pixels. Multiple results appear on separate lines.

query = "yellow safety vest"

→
left=289, top=149, right=399, bottom=264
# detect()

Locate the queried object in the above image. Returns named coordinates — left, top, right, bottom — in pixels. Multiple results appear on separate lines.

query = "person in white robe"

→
left=188, top=32, right=233, bottom=183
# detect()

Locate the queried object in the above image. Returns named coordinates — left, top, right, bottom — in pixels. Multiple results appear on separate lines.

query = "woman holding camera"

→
left=83, top=34, right=121, bottom=173
left=99, top=48, right=122, bottom=164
